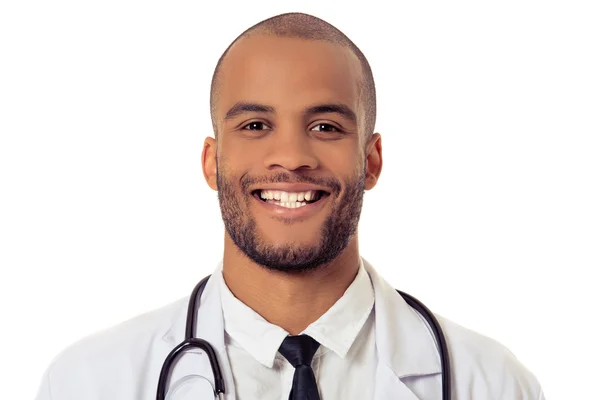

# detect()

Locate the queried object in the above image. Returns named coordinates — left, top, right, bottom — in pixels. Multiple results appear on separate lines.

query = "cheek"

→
left=220, top=137, right=264, bottom=169
left=218, top=140, right=255, bottom=169
left=318, top=144, right=364, bottom=174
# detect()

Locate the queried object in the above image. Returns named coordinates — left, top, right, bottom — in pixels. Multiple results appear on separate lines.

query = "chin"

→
left=262, top=232, right=321, bottom=248
left=276, top=241, right=321, bottom=255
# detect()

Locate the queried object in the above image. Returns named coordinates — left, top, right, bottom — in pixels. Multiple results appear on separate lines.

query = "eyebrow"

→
left=304, top=104, right=357, bottom=125
left=224, top=102, right=276, bottom=120
left=223, top=102, right=357, bottom=125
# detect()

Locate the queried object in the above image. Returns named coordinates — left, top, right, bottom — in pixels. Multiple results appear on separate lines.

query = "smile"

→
left=251, top=187, right=331, bottom=217
left=253, top=189, right=327, bottom=209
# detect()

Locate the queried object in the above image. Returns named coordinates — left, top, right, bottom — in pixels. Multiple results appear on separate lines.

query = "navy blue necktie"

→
left=278, top=335, right=321, bottom=400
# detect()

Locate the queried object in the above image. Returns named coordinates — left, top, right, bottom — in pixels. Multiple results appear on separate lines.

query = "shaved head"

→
left=209, top=12, right=377, bottom=139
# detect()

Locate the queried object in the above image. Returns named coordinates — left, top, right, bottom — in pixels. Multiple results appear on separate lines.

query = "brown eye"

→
left=243, top=122, right=269, bottom=130
left=311, top=123, right=339, bottom=132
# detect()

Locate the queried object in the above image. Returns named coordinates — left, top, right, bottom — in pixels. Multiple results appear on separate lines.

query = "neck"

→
left=222, top=235, right=361, bottom=335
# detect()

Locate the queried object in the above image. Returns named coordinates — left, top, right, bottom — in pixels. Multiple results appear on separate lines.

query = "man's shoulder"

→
left=38, top=297, right=188, bottom=398
left=436, top=315, right=543, bottom=398
left=365, top=260, right=543, bottom=398
left=56, top=296, right=186, bottom=361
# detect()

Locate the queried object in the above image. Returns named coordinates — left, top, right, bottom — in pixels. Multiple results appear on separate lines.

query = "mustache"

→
left=240, top=172, right=342, bottom=195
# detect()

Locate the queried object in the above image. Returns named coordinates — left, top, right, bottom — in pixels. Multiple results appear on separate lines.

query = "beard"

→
left=216, top=159, right=366, bottom=273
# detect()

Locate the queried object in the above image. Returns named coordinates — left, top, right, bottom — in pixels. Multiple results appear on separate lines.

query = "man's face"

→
left=210, top=35, right=373, bottom=272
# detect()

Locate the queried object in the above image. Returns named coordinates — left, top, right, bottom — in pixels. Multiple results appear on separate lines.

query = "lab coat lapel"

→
left=374, top=363, right=421, bottom=400
left=161, top=264, right=235, bottom=399
left=363, top=258, right=442, bottom=400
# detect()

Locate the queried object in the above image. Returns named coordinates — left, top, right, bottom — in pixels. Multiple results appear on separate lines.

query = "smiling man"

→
left=35, top=12, right=545, bottom=400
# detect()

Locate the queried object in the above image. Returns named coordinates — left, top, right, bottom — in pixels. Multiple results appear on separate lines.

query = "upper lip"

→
left=251, top=183, right=331, bottom=194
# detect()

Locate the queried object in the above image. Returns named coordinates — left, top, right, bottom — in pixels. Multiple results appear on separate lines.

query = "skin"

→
left=202, top=35, right=383, bottom=335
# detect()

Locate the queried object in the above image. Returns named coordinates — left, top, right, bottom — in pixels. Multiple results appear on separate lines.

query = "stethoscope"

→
left=156, top=275, right=452, bottom=400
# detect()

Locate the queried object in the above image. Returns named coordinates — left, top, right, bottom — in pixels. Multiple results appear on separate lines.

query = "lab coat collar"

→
left=362, top=257, right=442, bottom=379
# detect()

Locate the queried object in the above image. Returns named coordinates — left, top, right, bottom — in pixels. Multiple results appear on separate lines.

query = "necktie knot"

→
left=278, top=334, right=321, bottom=368
left=278, top=335, right=321, bottom=399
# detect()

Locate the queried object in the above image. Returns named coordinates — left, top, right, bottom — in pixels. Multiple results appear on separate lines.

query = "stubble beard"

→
left=216, top=160, right=366, bottom=273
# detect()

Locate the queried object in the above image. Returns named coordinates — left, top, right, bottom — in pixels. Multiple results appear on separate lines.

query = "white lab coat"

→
left=34, top=259, right=545, bottom=399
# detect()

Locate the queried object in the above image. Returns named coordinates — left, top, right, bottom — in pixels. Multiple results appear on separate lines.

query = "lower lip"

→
left=252, top=193, right=330, bottom=218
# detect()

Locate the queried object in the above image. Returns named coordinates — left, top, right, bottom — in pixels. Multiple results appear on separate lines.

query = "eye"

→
left=310, top=123, right=339, bottom=132
left=242, top=121, right=270, bottom=130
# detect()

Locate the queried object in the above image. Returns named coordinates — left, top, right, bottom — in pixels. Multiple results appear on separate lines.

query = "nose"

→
left=262, top=127, right=319, bottom=172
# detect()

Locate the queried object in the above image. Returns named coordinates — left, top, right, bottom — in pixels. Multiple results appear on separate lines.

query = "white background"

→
left=1, top=1, right=598, bottom=398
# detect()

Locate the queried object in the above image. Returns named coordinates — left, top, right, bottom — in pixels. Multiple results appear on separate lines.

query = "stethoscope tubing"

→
left=396, top=289, right=451, bottom=399
left=157, top=276, right=226, bottom=399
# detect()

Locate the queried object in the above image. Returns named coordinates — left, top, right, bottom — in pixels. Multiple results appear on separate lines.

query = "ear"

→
left=202, top=136, right=218, bottom=191
left=364, top=133, right=382, bottom=191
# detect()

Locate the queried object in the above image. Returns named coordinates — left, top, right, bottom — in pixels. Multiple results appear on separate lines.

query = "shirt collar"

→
left=218, top=271, right=288, bottom=368
left=301, top=260, right=374, bottom=359
left=218, top=259, right=374, bottom=368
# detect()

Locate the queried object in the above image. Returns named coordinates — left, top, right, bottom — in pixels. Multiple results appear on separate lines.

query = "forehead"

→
left=216, top=35, right=363, bottom=118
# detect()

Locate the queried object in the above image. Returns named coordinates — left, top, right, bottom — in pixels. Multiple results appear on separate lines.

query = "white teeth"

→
left=271, top=201, right=307, bottom=208
left=259, top=190, right=320, bottom=203
left=258, top=189, right=324, bottom=211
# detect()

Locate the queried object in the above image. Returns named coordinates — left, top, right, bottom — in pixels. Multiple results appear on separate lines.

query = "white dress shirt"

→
left=219, top=260, right=376, bottom=400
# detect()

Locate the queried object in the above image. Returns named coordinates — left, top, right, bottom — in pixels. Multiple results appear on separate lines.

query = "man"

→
left=35, top=12, right=545, bottom=400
